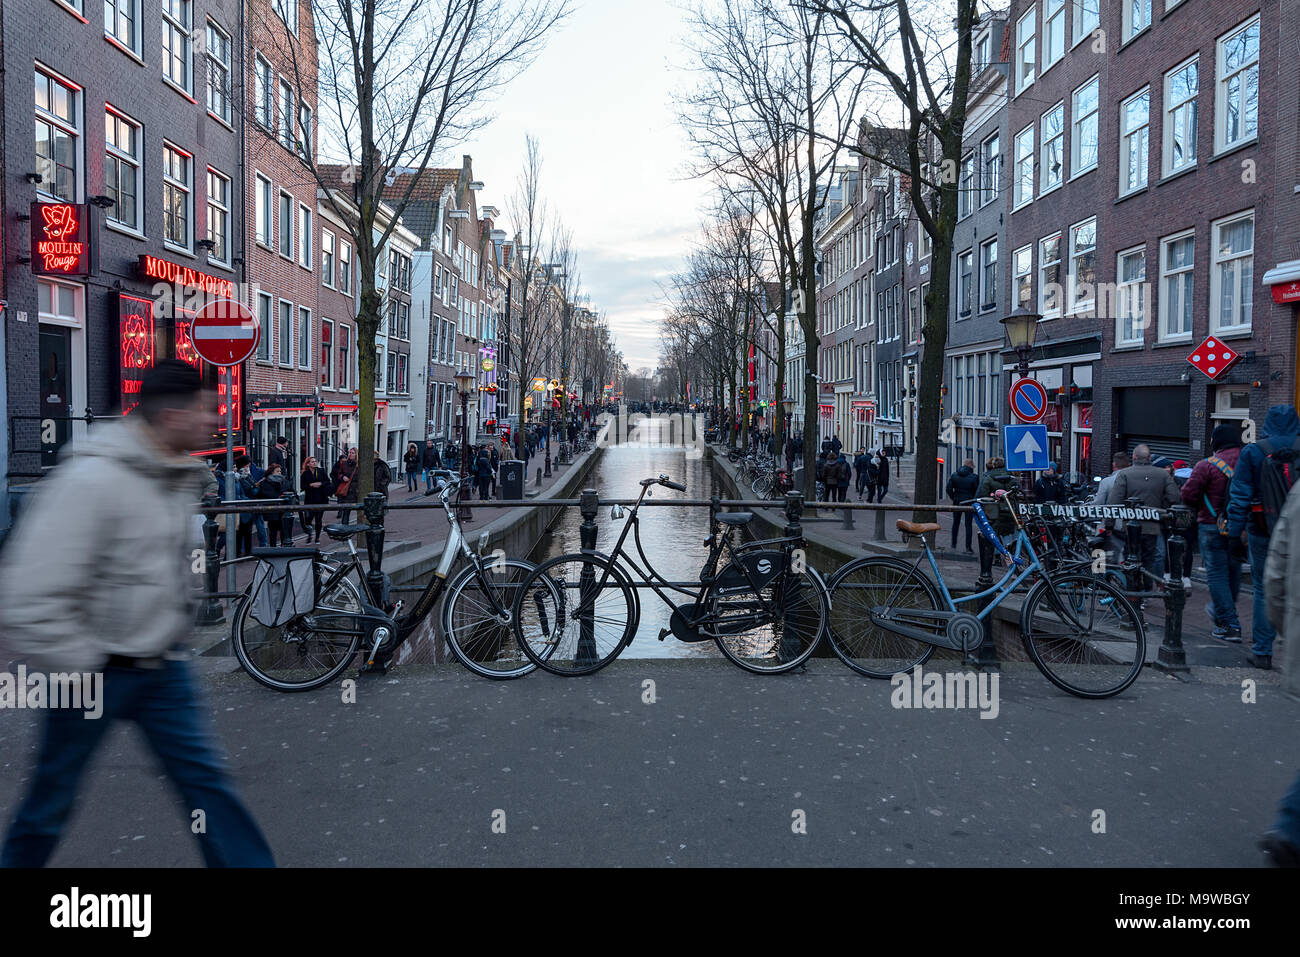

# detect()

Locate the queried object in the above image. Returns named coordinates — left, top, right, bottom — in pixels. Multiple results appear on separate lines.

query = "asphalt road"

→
left=1, top=658, right=1294, bottom=867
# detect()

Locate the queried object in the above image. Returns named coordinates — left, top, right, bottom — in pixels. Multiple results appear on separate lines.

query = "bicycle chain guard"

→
left=945, top=612, right=984, bottom=653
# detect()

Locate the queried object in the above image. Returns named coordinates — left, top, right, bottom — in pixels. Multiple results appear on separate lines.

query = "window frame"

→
left=1158, top=228, right=1196, bottom=343
left=104, top=105, right=142, bottom=234
left=34, top=65, right=82, bottom=205
left=1015, top=8, right=1036, bottom=94
left=298, top=203, right=312, bottom=269
left=256, top=291, right=273, bottom=362
left=1070, top=75, right=1100, bottom=178
left=1039, top=232, right=1063, bottom=319
left=254, top=54, right=273, bottom=129
left=104, top=0, right=143, bottom=58
left=161, top=0, right=193, bottom=97
left=339, top=241, right=352, bottom=294
left=1072, top=0, right=1099, bottom=49
left=255, top=172, right=273, bottom=248
left=320, top=318, right=334, bottom=389
left=205, top=18, right=232, bottom=125
left=1067, top=217, right=1097, bottom=316
left=1041, top=100, right=1065, bottom=194
left=980, top=132, right=1000, bottom=207
left=1119, top=86, right=1150, bottom=197
left=1123, top=0, right=1152, bottom=44
left=321, top=229, right=336, bottom=287
left=1012, top=123, right=1034, bottom=209
left=1115, top=244, right=1148, bottom=346
left=1209, top=210, right=1254, bottom=334
left=957, top=248, right=974, bottom=318
left=161, top=140, right=192, bottom=252
left=1043, top=0, right=1065, bottom=72
left=206, top=166, right=231, bottom=267
left=1214, top=15, right=1260, bottom=154
left=278, top=298, right=294, bottom=367
left=1012, top=244, right=1033, bottom=310
left=979, top=238, right=998, bottom=312
left=298, top=306, right=312, bottom=371
left=278, top=189, right=294, bottom=260
left=1163, top=55, right=1199, bottom=176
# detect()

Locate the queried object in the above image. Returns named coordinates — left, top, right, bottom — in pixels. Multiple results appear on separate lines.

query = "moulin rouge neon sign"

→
left=30, top=203, right=90, bottom=276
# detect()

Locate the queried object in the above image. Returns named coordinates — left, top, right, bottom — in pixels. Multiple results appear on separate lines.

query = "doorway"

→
left=39, top=326, right=72, bottom=468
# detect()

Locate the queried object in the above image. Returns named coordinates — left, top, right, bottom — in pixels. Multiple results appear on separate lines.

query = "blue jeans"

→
left=425, top=467, right=436, bottom=491
left=2, top=658, right=273, bottom=867
left=1198, top=524, right=1241, bottom=630
left=1248, top=532, right=1277, bottom=657
left=253, top=515, right=268, bottom=547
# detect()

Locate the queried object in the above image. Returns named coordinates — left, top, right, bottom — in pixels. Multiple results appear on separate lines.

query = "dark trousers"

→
left=302, top=510, right=323, bottom=541
left=1, top=659, right=274, bottom=867
left=477, top=477, right=492, bottom=500
left=831, top=484, right=847, bottom=502
left=875, top=484, right=889, bottom=503
left=951, top=509, right=974, bottom=550
left=267, top=514, right=292, bottom=547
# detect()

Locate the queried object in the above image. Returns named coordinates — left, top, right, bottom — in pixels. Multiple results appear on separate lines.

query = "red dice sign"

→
left=1186, top=337, right=1240, bottom=380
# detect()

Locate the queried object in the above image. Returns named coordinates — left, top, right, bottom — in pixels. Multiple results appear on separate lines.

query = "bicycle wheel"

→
left=752, top=472, right=774, bottom=499
left=512, top=553, right=638, bottom=676
left=441, top=558, right=558, bottom=679
left=705, top=559, right=828, bottom=674
left=233, top=561, right=365, bottom=691
left=1020, top=573, right=1145, bottom=698
left=826, top=557, right=938, bottom=678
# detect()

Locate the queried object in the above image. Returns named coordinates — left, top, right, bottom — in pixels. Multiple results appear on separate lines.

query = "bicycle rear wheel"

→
left=233, top=561, right=365, bottom=691
left=512, top=553, right=638, bottom=676
left=1021, top=573, right=1145, bottom=698
left=708, top=564, right=829, bottom=674
left=826, top=557, right=938, bottom=678
left=441, top=558, right=558, bottom=679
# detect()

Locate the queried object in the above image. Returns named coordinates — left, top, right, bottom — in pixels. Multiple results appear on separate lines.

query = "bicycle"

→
left=232, top=473, right=560, bottom=691
left=825, top=486, right=1145, bottom=698
left=511, top=473, right=831, bottom=676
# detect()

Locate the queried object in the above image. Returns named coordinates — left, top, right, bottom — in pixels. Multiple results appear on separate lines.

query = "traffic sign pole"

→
left=225, top=370, right=234, bottom=603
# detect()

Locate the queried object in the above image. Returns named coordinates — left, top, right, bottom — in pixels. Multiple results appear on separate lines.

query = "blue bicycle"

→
left=826, top=486, right=1145, bottom=698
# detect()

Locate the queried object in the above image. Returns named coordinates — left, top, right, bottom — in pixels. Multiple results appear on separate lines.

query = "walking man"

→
left=946, top=459, right=979, bottom=553
left=0, top=360, right=274, bottom=867
left=1181, top=425, right=1243, bottom=640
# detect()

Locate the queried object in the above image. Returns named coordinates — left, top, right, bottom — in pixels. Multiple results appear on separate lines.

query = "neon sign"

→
left=30, top=203, right=90, bottom=276
left=138, top=255, right=235, bottom=298
left=119, top=295, right=156, bottom=415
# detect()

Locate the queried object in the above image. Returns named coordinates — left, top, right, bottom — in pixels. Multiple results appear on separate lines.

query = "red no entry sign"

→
left=191, top=299, right=259, bottom=366
left=1009, top=377, right=1049, bottom=423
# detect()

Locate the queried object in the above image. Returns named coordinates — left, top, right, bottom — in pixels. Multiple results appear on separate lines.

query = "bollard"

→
left=1156, top=506, right=1192, bottom=673
left=196, top=492, right=225, bottom=627
left=535, top=467, right=543, bottom=488
left=576, top=488, right=600, bottom=668
left=363, top=491, right=387, bottom=614
left=874, top=505, right=887, bottom=542
left=842, top=505, right=855, bottom=530
left=280, top=490, right=296, bottom=545
left=781, top=491, right=806, bottom=663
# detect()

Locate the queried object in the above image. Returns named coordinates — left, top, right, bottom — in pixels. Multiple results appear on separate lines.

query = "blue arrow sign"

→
left=1004, top=424, right=1050, bottom=472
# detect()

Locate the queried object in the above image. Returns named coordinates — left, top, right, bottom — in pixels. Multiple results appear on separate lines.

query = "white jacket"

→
left=0, top=416, right=217, bottom=671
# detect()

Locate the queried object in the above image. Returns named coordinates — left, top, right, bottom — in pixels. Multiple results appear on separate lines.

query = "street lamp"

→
left=454, top=369, right=475, bottom=522
left=1000, top=306, right=1041, bottom=377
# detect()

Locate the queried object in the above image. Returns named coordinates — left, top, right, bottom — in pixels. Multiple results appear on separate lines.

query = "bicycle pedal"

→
left=657, top=627, right=670, bottom=641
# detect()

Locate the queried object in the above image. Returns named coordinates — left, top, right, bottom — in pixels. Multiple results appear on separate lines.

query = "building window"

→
left=298, top=307, right=311, bottom=370
left=299, top=204, right=312, bottom=268
left=1015, top=9, right=1035, bottom=92
left=255, top=55, right=273, bottom=128
left=1123, top=0, right=1152, bottom=42
left=340, top=241, right=352, bottom=293
left=104, top=107, right=140, bottom=231
left=1211, top=211, right=1254, bottom=333
left=974, top=32, right=991, bottom=72
left=1164, top=57, right=1198, bottom=175
left=1071, top=76, right=1100, bottom=175
left=1043, top=0, right=1065, bottom=69
left=322, top=230, right=335, bottom=287
left=162, top=143, right=191, bottom=249
left=958, top=153, right=975, bottom=218
left=1013, top=245, right=1033, bottom=309
left=1072, top=0, right=1099, bottom=46
left=257, top=292, right=272, bottom=361
left=104, top=0, right=141, bottom=55
left=161, top=0, right=193, bottom=95
left=980, top=133, right=1000, bottom=206
left=338, top=326, right=351, bottom=390
left=321, top=319, right=334, bottom=387
left=1068, top=218, right=1097, bottom=314
left=35, top=68, right=80, bottom=203
left=918, top=221, right=931, bottom=259
left=274, top=0, right=297, bottom=33
left=298, top=102, right=312, bottom=159
left=1116, top=246, right=1147, bottom=345
left=1013, top=124, right=1034, bottom=209
left=1215, top=16, right=1259, bottom=153
left=957, top=249, right=974, bottom=317
left=206, top=20, right=231, bottom=123
left=1039, top=233, right=1062, bottom=318
left=1120, top=88, right=1150, bottom=195
left=255, top=173, right=272, bottom=247
left=279, top=80, right=294, bottom=149
left=278, top=191, right=293, bottom=258
left=980, top=239, right=998, bottom=311
left=1159, top=231, right=1195, bottom=341
left=206, top=168, right=230, bottom=265
left=279, top=300, right=293, bottom=365
left=1041, top=101, right=1065, bottom=191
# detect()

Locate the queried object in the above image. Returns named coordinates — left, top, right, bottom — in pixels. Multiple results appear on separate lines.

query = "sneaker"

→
left=1211, top=625, right=1242, bottom=642
left=1182, top=577, right=1193, bottom=590
left=974, top=576, right=994, bottom=589
left=1252, top=654, right=1273, bottom=670
left=1259, top=831, right=1300, bottom=868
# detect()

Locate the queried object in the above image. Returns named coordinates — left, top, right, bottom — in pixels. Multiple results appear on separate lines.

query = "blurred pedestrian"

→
left=947, top=459, right=979, bottom=553
left=332, top=448, right=359, bottom=522
left=874, top=449, right=890, bottom=503
left=825, top=450, right=850, bottom=502
left=373, top=451, right=392, bottom=500
left=1182, top=425, right=1243, bottom=640
left=422, top=439, right=442, bottom=492
left=975, top=457, right=1017, bottom=587
left=300, top=456, right=331, bottom=544
left=1105, top=444, right=1181, bottom=594
left=404, top=442, right=420, bottom=493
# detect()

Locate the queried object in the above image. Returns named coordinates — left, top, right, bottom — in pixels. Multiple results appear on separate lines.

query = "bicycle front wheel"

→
left=233, top=562, right=365, bottom=691
left=512, top=553, right=638, bottom=676
left=708, top=564, right=829, bottom=674
left=1021, top=573, right=1145, bottom=698
left=441, top=558, right=558, bottom=679
left=826, top=557, right=939, bottom=678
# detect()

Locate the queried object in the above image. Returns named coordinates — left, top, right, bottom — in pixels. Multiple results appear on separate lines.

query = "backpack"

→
left=1202, top=455, right=1233, bottom=536
left=1251, top=438, right=1300, bottom=536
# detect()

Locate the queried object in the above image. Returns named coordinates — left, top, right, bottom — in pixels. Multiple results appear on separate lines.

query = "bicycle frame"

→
left=904, top=529, right=1044, bottom=622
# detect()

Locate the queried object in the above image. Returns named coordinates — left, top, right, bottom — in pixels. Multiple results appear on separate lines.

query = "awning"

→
left=1262, top=259, right=1300, bottom=304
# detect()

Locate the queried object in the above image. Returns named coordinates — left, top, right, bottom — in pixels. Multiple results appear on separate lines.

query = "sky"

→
left=454, top=0, right=711, bottom=376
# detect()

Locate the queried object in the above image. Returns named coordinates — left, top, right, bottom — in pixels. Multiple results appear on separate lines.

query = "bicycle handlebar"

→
left=640, top=474, right=687, bottom=492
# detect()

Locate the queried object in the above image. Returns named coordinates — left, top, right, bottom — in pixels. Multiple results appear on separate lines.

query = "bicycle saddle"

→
left=896, top=520, right=942, bottom=534
left=717, top=512, right=753, bottom=526
left=323, top=523, right=372, bottom=541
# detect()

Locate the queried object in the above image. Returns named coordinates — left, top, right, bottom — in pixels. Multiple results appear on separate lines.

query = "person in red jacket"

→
left=1181, top=424, right=1244, bottom=640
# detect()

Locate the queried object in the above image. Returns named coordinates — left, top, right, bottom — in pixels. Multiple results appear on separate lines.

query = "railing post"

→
left=363, top=491, right=387, bottom=609
left=195, top=492, right=225, bottom=627
left=535, top=467, right=543, bottom=488
left=841, top=503, right=855, bottom=530
left=280, top=490, right=296, bottom=545
left=1156, top=507, right=1192, bottom=674
left=874, top=503, right=887, bottom=541
left=576, top=488, right=600, bottom=667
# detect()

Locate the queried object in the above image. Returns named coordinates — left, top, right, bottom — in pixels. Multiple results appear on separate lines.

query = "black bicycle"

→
left=232, top=474, right=560, bottom=690
left=510, top=473, right=831, bottom=676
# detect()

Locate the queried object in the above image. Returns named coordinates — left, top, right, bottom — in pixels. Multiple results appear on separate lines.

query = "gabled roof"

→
left=381, top=168, right=460, bottom=247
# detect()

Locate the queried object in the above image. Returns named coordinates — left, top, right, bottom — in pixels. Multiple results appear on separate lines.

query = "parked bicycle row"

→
left=233, top=470, right=1156, bottom=700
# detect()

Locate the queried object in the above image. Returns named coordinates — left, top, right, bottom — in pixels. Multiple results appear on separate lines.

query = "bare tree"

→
left=263, top=0, right=570, bottom=495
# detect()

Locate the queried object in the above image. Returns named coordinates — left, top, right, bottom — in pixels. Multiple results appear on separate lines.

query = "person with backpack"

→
left=1181, top=426, right=1244, bottom=640
left=1105, top=445, right=1182, bottom=593
left=825, top=449, right=850, bottom=502
left=1227, top=404, right=1300, bottom=670
left=974, top=457, right=1017, bottom=587
left=874, top=449, right=891, bottom=502
left=946, top=459, right=980, bottom=553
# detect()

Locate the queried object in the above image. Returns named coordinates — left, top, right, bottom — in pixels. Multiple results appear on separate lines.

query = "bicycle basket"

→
left=248, top=555, right=319, bottom=627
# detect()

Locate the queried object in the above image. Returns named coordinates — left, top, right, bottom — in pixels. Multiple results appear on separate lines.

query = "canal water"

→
left=532, top=429, right=723, bottom=659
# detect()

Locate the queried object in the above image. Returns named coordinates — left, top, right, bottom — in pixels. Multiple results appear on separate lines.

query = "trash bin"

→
left=500, top=460, right=524, bottom=501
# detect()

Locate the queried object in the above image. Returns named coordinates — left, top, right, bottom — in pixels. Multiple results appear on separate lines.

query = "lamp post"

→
left=543, top=381, right=553, bottom=478
left=1000, top=306, right=1043, bottom=494
left=454, top=369, right=475, bottom=522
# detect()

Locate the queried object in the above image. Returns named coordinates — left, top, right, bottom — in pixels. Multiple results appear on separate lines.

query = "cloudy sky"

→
left=455, top=0, right=711, bottom=375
